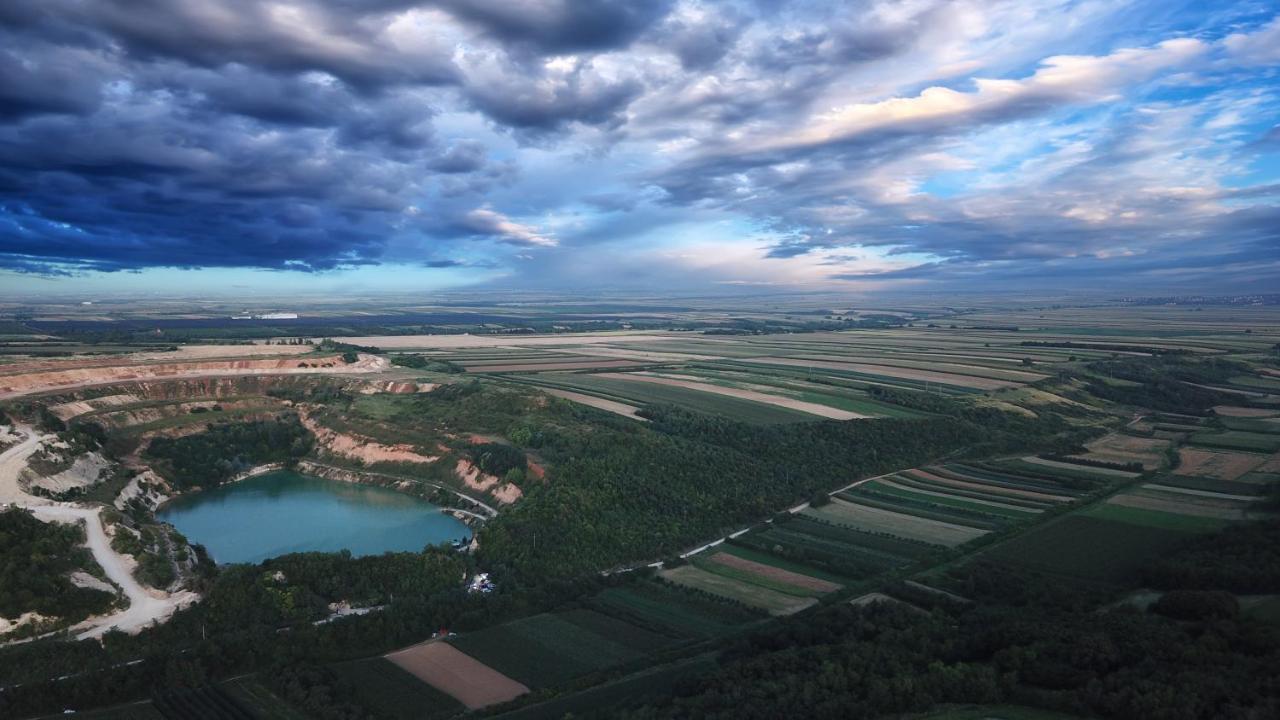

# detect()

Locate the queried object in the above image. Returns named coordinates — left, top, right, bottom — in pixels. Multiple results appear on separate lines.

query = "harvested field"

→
left=606, top=373, right=865, bottom=420
left=1257, top=455, right=1280, bottom=473
left=1075, top=433, right=1170, bottom=469
left=1173, top=449, right=1266, bottom=480
left=804, top=497, right=988, bottom=546
left=875, top=477, right=1042, bottom=514
left=659, top=565, right=818, bottom=616
left=742, top=357, right=1020, bottom=390
left=542, top=388, right=645, bottom=420
left=706, top=551, right=841, bottom=593
left=385, top=641, right=528, bottom=710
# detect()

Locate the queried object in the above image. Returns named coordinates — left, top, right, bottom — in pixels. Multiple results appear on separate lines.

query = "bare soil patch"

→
left=708, top=552, right=840, bottom=592
left=1173, top=449, right=1266, bottom=481
left=386, top=641, right=529, bottom=710
left=1076, top=433, right=1170, bottom=469
left=0, top=354, right=388, bottom=400
left=300, top=410, right=438, bottom=465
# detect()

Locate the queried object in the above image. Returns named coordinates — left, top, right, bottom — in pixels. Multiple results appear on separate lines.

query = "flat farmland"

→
left=804, top=497, right=989, bottom=546
left=503, top=372, right=817, bottom=424
left=659, top=565, right=819, bottom=616
left=1173, top=448, right=1267, bottom=480
left=385, top=641, right=529, bottom=710
left=697, top=550, right=842, bottom=594
left=1074, top=433, right=1171, bottom=469
left=984, top=514, right=1195, bottom=585
left=589, top=582, right=763, bottom=639
left=601, top=372, right=867, bottom=420
left=541, top=387, right=645, bottom=419
left=335, top=657, right=464, bottom=720
left=447, top=610, right=669, bottom=688
left=738, top=357, right=1019, bottom=391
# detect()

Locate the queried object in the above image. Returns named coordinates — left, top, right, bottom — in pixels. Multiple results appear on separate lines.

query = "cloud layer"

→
left=1, top=0, right=1278, bottom=291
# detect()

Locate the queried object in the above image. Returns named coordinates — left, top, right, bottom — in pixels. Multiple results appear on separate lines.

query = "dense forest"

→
left=0, top=509, right=115, bottom=634
left=479, top=400, right=1087, bottom=579
left=617, top=521, right=1280, bottom=720
left=143, top=416, right=314, bottom=490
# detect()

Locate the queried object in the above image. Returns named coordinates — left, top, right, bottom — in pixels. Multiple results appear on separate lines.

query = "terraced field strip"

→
left=907, top=467, right=1075, bottom=503
left=1017, top=455, right=1139, bottom=478
left=1103, top=485, right=1255, bottom=521
left=835, top=488, right=1003, bottom=531
left=701, top=550, right=841, bottom=594
left=1189, top=430, right=1280, bottom=453
left=603, top=372, right=866, bottom=420
left=741, top=357, right=1016, bottom=390
left=386, top=641, right=529, bottom=710
left=870, top=477, right=1044, bottom=516
left=888, top=472, right=1056, bottom=510
left=659, top=565, right=819, bottom=616
left=504, top=372, right=817, bottom=424
left=774, top=355, right=1048, bottom=383
left=702, top=358, right=977, bottom=395
left=589, top=583, right=761, bottom=639
left=714, top=541, right=855, bottom=585
left=541, top=388, right=645, bottom=420
left=465, top=359, right=646, bottom=373
left=803, top=497, right=988, bottom=546
left=650, top=366, right=937, bottom=419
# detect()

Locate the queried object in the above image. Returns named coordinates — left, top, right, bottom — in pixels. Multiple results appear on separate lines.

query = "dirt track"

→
left=32, top=505, right=198, bottom=640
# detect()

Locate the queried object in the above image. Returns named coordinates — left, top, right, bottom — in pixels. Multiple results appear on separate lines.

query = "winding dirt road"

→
left=31, top=505, right=198, bottom=640
left=2, top=425, right=197, bottom=641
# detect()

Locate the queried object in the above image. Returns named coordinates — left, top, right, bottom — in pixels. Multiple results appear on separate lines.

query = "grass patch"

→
left=1083, top=503, right=1231, bottom=533
left=332, top=657, right=464, bottom=720
left=984, top=514, right=1195, bottom=585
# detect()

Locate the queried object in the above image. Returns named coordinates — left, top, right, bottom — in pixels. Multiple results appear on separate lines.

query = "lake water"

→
left=156, top=471, right=471, bottom=564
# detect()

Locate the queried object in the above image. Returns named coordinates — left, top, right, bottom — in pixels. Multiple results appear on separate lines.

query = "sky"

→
left=1, top=0, right=1278, bottom=297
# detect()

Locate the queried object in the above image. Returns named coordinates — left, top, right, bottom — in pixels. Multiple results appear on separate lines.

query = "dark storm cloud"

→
left=438, top=0, right=674, bottom=54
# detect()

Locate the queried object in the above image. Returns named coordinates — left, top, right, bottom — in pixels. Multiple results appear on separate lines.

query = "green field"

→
left=1083, top=503, right=1231, bottom=532
left=589, top=582, right=763, bottom=639
left=333, top=657, right=464, bottom=720
left=447, top=610, right=668, bottom=688
left=984, top=514, right=1195, bottom=585
left=659, top=565, right=818, bottom=616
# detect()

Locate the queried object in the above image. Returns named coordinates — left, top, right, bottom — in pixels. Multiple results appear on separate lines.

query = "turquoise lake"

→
left=156, top=471, right=471, bottom=564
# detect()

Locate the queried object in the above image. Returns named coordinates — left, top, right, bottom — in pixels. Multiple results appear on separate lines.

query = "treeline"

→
left=616, top=549, right=1280, bottom=720
left=1081, top=356, right=1249, bottom=414
left=479, top=399, right=1085, bottom=580
left=0, top=509, right=115, bottom=633
left=143, top=416, right=313, bottom=490
left=389, top=354, right=464, bottom=373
